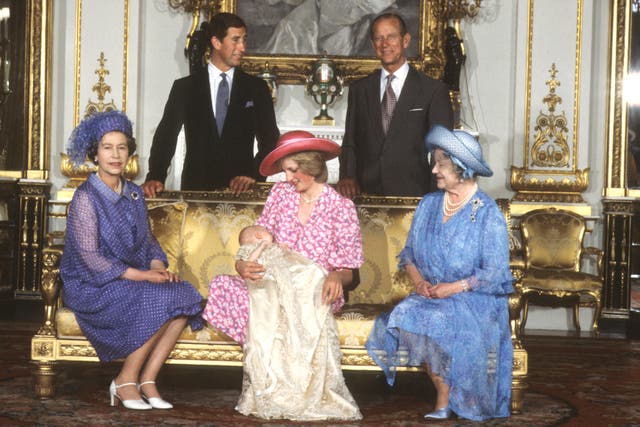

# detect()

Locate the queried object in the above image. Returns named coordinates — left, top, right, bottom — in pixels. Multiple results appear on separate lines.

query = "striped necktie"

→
left=381, top=74, right=397, bottom=134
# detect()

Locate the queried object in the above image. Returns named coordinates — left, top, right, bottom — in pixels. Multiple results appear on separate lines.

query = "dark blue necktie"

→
left=216, top=73, right=229, bottom=136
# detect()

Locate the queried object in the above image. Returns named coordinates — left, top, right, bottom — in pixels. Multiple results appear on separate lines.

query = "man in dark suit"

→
left=337, top=13, right=453, bottom=198
left=143, top=13, right=279, bottom=197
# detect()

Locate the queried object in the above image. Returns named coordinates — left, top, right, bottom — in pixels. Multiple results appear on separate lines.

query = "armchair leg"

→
left=510, top=378, right=527, bottom=414
left=31, top=361, right=57, bottom=398
left=572, top=303, right=581, bottom=336
left=520, top=298, right=530, bottom=337
left=591, top=294, right=602, bottom=337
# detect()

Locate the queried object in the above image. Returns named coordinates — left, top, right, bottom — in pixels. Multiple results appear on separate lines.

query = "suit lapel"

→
left=388, top=67, right=419, bottom=135
left=193, top=70, right=217, bottom=140
left=367, top=70, right=385, bottom=141
left=226, top=70, right=245, bottom=130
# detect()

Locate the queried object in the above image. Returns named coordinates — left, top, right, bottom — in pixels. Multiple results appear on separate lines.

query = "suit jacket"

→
left=340, top=66, right=453, bottom=197
left=146, top=68, right=279, bottom=191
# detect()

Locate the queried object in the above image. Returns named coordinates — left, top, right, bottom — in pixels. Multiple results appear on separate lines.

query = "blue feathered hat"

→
left=66, top=110, right=133, bottom=165
left=424, top=125, right=493, bottom=178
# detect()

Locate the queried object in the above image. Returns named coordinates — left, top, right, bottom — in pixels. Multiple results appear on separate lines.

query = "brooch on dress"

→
left=470, top=197, right=483, bottom=222
left=131, top=191, right=139, bottom=200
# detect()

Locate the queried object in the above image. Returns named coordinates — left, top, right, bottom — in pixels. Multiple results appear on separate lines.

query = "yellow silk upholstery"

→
left=148, top=199, right=416, bottom=304
left=519, top=208, right=603, bottom=335
left=172, top=202, right=260, bottom=296
left=147, top=201, right=188, bottom=273
left=346, top=206, right=415, bottom=305
left=523, top=212, right=585, bottom=270
left=336, top=304, right=394, bottom=346
left=56, top=307, right=84, bottom=337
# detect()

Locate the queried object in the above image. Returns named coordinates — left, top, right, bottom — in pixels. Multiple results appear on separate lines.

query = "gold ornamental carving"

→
left=440, top=0, right=482, bottom=20
left=38, top=249, right=62, bottom=336
left=60, top=343, right=98, bottom=358
left=32, top=341, right=54, bottom=358
left=531, top=64, right=570, bottom=168
left=510, top=166, right=589, bottom=205
left=84, top=52, right=117, bottom=117
left=602, top=199, right=635, bottom=215
left=341, top=353, right=375, bottom=367
left=169, top=348, right=243, bottom=362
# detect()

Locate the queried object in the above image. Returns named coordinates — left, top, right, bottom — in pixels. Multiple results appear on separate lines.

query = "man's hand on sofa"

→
left=229, top=176, right=256, bottom=194
left=142, top=180, right=165, bottom=198
left=336, top=178, right=361, bottom=199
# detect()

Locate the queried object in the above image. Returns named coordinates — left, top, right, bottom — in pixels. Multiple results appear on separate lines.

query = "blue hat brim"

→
left=424, top=125, right=493, bottom=177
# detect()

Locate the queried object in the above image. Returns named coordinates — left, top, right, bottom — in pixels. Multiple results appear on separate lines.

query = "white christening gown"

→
left=235, top=244, right=362, bottom=421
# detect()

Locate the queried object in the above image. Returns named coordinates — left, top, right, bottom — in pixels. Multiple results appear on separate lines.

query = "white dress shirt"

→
left=208, top=63, right=235, bottom=116
left=379, top=61, right=409, bottom=102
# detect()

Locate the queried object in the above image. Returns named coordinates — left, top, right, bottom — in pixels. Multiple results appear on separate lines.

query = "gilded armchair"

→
left=518, top=208, right=603, bottom=336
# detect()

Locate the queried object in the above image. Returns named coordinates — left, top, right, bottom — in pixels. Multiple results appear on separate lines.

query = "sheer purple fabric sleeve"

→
left=144, top=226, right=168, bottom=268
left=140, top=196, right=168, bottom=268
left=469, top=204, right=513, bottom=295
left=65, top=190, right=129, bottom=287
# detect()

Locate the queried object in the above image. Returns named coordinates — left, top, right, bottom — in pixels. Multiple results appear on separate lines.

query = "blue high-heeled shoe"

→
left=424, top=406, right=452, bottom=419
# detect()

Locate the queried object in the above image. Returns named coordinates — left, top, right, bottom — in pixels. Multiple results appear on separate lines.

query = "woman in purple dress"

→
left=61, top=111, right=203, bottom=410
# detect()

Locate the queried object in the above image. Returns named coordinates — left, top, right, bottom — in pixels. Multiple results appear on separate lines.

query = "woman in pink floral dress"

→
left=202, top=130, right=363, bottom=420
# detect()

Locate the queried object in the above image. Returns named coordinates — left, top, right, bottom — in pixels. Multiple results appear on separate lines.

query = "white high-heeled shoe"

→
left=109, top=380, right=152, bottom=410
left=139, top=380, right=173, bottom=409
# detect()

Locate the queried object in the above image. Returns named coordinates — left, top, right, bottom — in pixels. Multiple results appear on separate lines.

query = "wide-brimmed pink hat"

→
left=259, top=130, right=341, bottom=176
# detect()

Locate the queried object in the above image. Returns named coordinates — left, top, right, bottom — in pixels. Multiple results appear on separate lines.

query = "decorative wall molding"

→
left=511, top=0, right=589, bottom=213
left=73, top=0, right=129, bottom=126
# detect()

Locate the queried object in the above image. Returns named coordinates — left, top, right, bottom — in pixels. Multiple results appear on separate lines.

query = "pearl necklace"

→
left=300, top=194, right=320, bottom=204
left=443, top=183, right=477, bottom=217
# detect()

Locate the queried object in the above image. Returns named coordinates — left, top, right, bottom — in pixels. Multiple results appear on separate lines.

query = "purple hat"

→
left=66, top=110, right=133, bottom=165
left=424, top=125, right=493, bottom=177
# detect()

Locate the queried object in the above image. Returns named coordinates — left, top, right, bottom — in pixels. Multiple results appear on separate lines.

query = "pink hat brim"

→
left=259, top=133, right=341, bottom=176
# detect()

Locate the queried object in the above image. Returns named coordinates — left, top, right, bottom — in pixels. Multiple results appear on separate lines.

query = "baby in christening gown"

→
left=235, top=225, right=361, bottom=421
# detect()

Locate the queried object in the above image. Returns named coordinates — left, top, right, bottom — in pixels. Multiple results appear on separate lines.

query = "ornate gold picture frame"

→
left=213, top=0, right=447, bottom=84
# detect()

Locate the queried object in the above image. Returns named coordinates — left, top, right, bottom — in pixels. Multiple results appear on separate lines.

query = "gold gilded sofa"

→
left=31, top=184, right=528, bottom=412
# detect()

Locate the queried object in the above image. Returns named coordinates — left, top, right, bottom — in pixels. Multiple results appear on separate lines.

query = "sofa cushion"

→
left=56, top=303, right=393, bottom=348
left=177, top=202, right=261, bottom=297
left=148, top=201, right=189, bottom=275
left=336, top=303, right=393, bottom=346
left=56, top=307, right=84, bottom=338
left=349, top=205, right=416, bottom=305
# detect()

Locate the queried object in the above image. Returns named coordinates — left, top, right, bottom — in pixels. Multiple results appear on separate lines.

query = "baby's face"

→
left=254, top=229, right=274, bottom=244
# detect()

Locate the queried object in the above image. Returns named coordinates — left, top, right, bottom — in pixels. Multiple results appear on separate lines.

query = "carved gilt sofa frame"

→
left=31, top=185, right=528, bottom=413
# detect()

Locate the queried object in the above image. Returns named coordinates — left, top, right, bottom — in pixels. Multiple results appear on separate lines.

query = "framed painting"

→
left=212, top=0, right=448, bottom=84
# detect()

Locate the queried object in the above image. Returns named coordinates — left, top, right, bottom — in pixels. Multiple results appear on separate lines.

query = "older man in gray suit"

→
left=338, top=12, right=453, bottom=198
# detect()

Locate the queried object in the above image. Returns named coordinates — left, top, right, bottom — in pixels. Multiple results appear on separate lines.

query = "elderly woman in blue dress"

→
left=366, top=125, right=514, bottom=421
left=61, top=111, right=203, bottom=410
